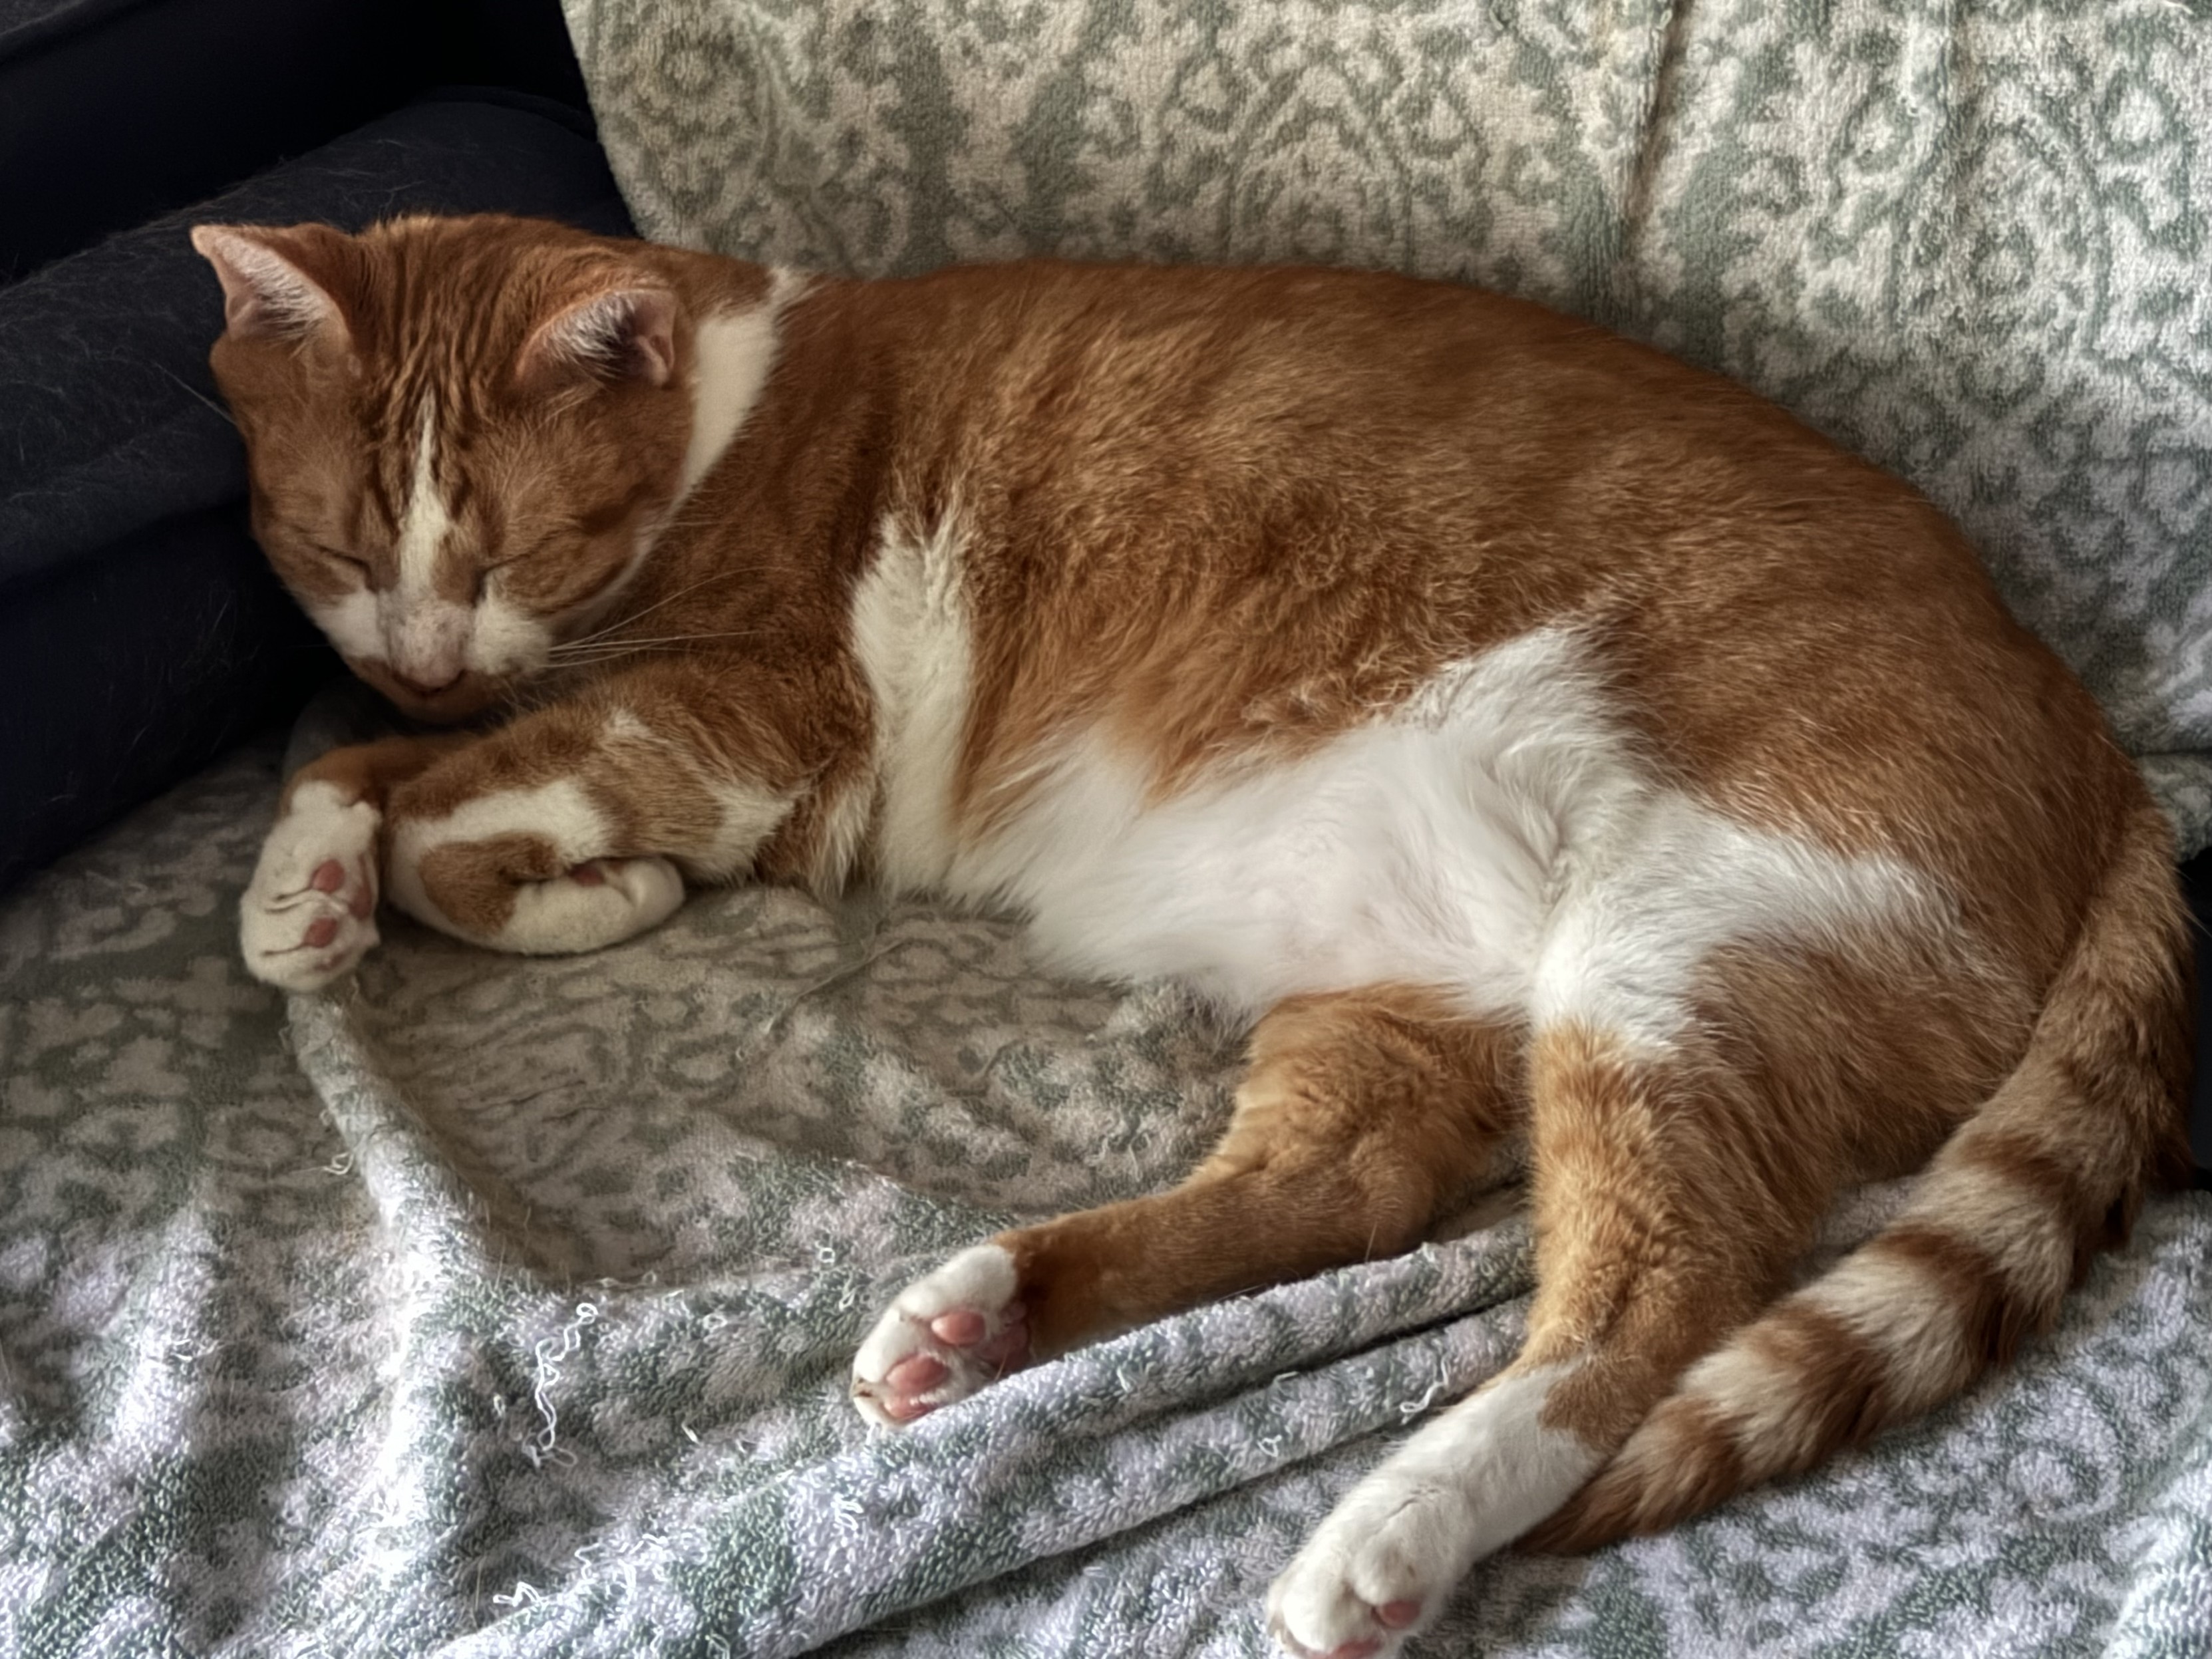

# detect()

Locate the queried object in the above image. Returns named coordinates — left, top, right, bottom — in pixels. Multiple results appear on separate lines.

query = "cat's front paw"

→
left=502, top=854, right=685, bottom=953
left=1267, top=1478, right=1458, bottom=1659
left=851, top=1243, right=1031, bottom=1426
left=240, top=781, right=383, bottom=991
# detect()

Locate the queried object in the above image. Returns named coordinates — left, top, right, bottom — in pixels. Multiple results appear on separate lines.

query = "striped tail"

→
left=1531, top=796, right=2195, bottom=1552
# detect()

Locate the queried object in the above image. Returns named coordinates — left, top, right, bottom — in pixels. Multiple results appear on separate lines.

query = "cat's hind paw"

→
left=240, top=781, right=383, bottom=992
left=1267, top=1485, right=1450, bottom=1659
left=851, top=1243, right=1031, bottom=1427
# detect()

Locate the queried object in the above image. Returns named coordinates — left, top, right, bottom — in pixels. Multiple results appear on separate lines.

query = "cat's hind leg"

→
left=241, top=734, right=472, bottom=990
left=1267, top=1019, right=1826, bottom=1659
left=852, top=986, right=1526, bottom=1426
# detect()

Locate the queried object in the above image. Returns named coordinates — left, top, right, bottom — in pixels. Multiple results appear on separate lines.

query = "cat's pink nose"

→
left=389, top=667, right=462, bottom=699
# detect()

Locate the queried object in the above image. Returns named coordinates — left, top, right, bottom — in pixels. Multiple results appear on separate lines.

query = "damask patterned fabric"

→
left=1, top=744, right=2208, bottom=1655
left=565, top=0, right=2212, bottom=852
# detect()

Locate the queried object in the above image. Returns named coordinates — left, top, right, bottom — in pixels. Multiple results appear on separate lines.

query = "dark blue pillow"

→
left=0, top=0, right=593, bottom=281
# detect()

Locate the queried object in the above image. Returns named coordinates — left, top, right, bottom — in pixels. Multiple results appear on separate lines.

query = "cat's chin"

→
left=351, top=663, right=506, bottom=725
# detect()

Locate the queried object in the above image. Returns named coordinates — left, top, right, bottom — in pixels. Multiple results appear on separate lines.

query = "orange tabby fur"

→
left=195, top=213, right=2191, bottom=1656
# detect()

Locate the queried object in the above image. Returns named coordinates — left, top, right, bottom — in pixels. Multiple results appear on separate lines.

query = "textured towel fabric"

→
left=0, top=744, right=2207, bottom=1655
left=561, top=0, right=2212, bottom=852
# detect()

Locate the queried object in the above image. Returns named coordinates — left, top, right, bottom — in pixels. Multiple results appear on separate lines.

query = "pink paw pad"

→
left=872, top=1304, right=1031, bottom=1423
left=931, top=1309, right=987, bottom=1346
left=240, top=785, right=385, bottom=992
left=850, top=1244, right=1035, bottom=1428
left=886, top=1354, right=948, bottom=1394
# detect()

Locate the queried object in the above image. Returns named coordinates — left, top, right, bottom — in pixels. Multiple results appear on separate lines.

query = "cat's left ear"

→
left=190, top=224, right=350, bottom=343
left=519, top=283, right=679, bottom=394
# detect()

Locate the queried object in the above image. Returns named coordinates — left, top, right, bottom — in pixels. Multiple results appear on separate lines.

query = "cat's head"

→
left=192, top=214, right=734, bottom=721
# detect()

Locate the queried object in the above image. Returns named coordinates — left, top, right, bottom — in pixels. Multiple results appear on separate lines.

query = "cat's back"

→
left=854, top=256, right=1801, bottom=506
left=830, top=254, right=2020, bottom=667
left=811, top=259, right=2117, bottom=920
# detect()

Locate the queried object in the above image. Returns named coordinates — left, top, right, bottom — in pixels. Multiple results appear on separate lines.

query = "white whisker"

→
left=546, top=623, right=778, bottom=663
left=547, top=629, right=774, bottom=655
left=552, top=564, right=781, bottom=651
left=557, top=573, right=734, bottom=647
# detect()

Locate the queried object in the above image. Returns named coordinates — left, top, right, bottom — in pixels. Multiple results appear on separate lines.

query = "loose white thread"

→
left=1398, top=1380, right=1445, bottom=1420
left=522, top=1300, right=599, bottom=1469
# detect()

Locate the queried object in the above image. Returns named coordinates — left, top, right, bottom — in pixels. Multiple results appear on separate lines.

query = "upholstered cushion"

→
left=0, top=0, right=419, bottom=281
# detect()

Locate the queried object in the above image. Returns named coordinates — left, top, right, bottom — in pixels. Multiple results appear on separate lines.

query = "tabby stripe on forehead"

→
left=395, top=395, right=454, bottom=595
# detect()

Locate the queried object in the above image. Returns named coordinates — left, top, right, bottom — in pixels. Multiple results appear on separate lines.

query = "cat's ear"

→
left=190, top=224, right=349, bottom=343
left=518, top=283, right=679, bottom=394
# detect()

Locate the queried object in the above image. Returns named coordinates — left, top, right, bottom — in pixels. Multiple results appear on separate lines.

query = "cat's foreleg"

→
left=377, top=663, right=842, bottom=956
left=852, top=987, right=1526, bottom=1425
left=241, top=733, right=474, bottom=990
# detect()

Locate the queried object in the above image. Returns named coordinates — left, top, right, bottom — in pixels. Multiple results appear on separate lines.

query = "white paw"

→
left=1266, top=1362, right=1598, bottom=1659
left=497, top=855, right=685, bottom=954
left=1267, top=1475, right=1462, bottom=1659
left=484, top=849, right=681, bottom=955
left=239, top=781, right=383, bottom=992
left=851, top=1243, right=1031, bottom=1427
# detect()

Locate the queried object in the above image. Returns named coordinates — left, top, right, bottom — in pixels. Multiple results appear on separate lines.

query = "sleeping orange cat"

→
left=193, top=214, right=2192, bottom=1659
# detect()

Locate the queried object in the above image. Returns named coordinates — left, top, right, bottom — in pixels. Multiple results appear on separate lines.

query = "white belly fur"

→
left=850, top=517, right=1948, bottom=1043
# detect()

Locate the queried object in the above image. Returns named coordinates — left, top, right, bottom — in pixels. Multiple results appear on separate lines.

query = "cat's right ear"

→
left=190, top=224, right=349, bottom=344
left=518, top=282, right=681, bottom=395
